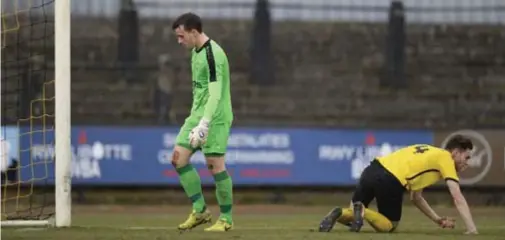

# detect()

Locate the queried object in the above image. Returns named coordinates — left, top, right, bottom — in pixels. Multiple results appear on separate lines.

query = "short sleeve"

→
left=438, top=151, right=459, bottom=183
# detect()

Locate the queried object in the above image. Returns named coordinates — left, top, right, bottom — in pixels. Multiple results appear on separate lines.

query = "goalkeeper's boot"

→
left=204, top=218, right=233, bottom=232
left=318, top=206, right=344, bottom=232
left=178, top=209, right=212, bottom=231
left=350, top=201, right=364, bottom=233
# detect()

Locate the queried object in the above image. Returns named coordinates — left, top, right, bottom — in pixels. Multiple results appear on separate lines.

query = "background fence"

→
left=4, top=0, right=505, bottom=23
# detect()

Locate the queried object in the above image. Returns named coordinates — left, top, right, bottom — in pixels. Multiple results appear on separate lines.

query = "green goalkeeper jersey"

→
left=190, top=39, right=233, bottom=124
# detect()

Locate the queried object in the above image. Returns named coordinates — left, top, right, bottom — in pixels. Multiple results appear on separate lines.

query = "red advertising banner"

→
left=435, top=130, right=505, bottom=186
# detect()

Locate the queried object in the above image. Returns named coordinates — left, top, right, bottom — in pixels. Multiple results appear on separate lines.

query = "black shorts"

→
left=352, top=159, right=406, bottom=222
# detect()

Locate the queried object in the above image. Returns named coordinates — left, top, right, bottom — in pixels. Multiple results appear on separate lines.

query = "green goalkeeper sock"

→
left=213, top=171, right=233, bottom=224
left=176, top=164, right=206, bottom=213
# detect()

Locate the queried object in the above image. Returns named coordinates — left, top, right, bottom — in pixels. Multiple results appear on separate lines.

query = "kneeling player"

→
left=318, top=135, right=478, bottom=234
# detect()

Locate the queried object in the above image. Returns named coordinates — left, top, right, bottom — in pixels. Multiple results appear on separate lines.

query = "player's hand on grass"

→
left=464, top=229, right=478, bottom=234
left=189, top=119, right=210, bottom=148
left=436, top=216, right=455, bottom=229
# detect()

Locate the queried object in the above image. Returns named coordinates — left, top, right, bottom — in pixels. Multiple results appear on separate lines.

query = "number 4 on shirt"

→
left=414, top=145, right=429, bottom=154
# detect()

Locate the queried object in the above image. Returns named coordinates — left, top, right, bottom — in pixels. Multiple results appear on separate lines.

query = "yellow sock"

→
left=336, top=207, right=394, bottom=232
left=363, top=208, right=393, bottom=232
left=337, top=208, right=393, bottom=232
left=336, top=208, right=354, bottom=226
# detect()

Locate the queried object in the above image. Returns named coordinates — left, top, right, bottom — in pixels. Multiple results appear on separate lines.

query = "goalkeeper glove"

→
left=189, top=118, right=210, bottom=148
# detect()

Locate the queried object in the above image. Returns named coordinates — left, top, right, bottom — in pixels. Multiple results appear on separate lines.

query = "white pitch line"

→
left=14, top=228, right=47, bottom=232
left=81, top=225, right=505, bottom=231
left=8, top=225, right=505, bottom=232
left=4, top=225, right=300, bottom=231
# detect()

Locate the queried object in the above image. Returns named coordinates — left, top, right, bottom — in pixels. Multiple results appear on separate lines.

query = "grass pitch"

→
left=2, top=205, right=504, bottom=240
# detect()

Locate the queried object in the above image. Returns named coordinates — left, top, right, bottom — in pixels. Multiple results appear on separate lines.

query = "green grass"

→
left=2, top=205, right=504, bottom=240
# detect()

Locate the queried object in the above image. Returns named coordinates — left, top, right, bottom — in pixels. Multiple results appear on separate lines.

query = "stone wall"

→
left=3, top=18, right=504, bottom=127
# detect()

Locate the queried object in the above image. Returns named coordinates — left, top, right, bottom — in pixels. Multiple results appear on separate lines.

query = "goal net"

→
left=1, top=0, right=71, bottom=227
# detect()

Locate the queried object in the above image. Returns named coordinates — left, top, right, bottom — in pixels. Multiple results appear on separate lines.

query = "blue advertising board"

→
left=15, top=126, right=433, bottom=186
left=1, top=126, right=19, bottom=171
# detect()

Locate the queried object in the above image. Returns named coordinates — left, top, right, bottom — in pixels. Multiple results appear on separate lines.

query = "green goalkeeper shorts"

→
left=175, top=119, right=231, bottom=156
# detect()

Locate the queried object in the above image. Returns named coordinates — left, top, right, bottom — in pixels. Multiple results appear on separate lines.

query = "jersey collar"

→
left=195, top=39, right=211, bottom=53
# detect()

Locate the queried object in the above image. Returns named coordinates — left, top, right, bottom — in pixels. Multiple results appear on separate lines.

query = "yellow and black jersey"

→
left=377, top=144, right=459, bottom=191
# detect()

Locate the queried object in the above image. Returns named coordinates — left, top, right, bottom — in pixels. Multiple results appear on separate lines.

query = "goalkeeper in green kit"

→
left=171, top=13, right=234, bottom=232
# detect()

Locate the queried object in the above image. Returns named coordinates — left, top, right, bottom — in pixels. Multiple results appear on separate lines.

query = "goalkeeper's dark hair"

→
left=172, top=12, right=203, bottom=33
left=444, top=135, right=473, bottom=151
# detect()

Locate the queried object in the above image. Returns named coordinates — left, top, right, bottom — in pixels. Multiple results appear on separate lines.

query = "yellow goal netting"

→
left=1, top=0, right=56, bottom=222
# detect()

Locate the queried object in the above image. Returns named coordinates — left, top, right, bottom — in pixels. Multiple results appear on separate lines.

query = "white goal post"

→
left=1, top=0, right=72, bottom=228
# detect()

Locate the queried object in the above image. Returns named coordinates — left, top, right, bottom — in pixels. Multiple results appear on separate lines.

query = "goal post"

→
left=54, top=0, right=72, bottom=228
left=1, top=0, right=72, bottom=228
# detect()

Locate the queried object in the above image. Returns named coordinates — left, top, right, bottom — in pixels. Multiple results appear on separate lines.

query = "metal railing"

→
left=2, top=0, right=504, bottom=24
